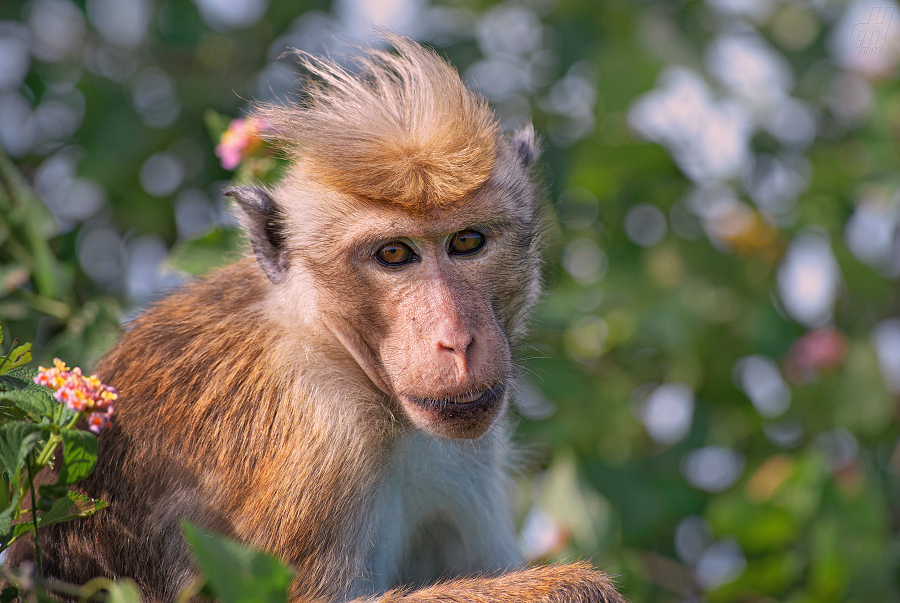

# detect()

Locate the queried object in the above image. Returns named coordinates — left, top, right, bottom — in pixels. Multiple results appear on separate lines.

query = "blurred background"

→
left=1, top=0, right=900, bottom=600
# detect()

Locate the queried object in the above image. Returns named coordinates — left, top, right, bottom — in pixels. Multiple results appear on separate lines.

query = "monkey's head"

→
left=227, top=36, right=545, bottom=440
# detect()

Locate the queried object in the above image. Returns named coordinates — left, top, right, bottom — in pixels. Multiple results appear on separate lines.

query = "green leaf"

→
left=105, top=580, right=144, bottom=603
left=37, top=490, right=107, bottom=528
left=0, top=508, right=11, bottom=542
left=0, top=421, right=44, bottom=477
left=182, top=522, right=294, bottom=603
left=164, top=227, right=246, bottom=276
left=0, top=584, right=19, bottom=603
left=58, top=430, right=98, bottom=485
left=1, top=343, right=32, bottom=374
left=12, top=520, right=33, bottom=539
left=0, top=365, right=38, bottom=387
left=0, top=389, right=54, bottom=419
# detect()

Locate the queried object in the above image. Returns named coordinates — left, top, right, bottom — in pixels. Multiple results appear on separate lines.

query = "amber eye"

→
left=448, top=230, right=485, bottom=256
left=375, top=241, right=417, bottom=267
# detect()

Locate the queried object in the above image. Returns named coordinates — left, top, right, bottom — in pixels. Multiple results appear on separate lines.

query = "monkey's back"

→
left=9, top=259, right=389, bottom=601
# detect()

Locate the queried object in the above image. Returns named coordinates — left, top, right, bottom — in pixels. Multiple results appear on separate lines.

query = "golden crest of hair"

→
left=256, top=34, right=501, bottom=211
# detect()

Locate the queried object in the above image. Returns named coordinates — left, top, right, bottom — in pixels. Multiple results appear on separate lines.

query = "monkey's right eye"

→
left=375, top=242, right=417, bottom=267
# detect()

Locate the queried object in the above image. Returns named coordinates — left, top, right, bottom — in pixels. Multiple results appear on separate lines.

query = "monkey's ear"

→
left=510, top=123, right=539, bottom=169
left=224, top=186, right=289, bottom=284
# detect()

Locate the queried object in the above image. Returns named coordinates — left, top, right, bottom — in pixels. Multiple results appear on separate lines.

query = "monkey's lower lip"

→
left=401, top=384, right=506, bottom=411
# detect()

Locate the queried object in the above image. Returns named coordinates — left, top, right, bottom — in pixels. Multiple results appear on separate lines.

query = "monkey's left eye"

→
left=375, top=241, right=417, bottom=267
left=448, top=230, right=485, bottom=256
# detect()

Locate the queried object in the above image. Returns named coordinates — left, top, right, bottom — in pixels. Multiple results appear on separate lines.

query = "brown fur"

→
left=258, top=34, right=499, bottom=210
left=8, top=36, right=626, bottom=603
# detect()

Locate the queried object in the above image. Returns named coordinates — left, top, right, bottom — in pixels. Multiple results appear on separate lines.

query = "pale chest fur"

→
left=348, top=428, right=522, bottom=597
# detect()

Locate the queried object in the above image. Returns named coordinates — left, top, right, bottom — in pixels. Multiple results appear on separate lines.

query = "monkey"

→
left=9, top=35, right=626, bottom=603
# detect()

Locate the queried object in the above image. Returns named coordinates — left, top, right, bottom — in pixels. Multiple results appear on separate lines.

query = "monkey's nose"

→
left=436, top=332, right=474, bottom=373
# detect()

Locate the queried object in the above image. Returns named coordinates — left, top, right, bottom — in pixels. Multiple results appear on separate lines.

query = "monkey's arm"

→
left=352, top=563, right=626, bottom=603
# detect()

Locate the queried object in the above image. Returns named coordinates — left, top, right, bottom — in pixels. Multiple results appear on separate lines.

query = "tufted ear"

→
left=510, top=123, right=540, bottom=169
left=224, top=186, right=289, bottom=284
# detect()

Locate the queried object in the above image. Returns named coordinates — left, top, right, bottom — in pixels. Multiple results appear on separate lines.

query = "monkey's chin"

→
left=398, top=384, right=507, bottom=440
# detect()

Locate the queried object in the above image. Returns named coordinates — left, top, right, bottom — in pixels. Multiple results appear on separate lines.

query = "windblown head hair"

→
left=256, top=35, right=501, bottom=211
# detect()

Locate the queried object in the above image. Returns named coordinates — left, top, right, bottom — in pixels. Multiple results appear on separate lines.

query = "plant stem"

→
left=27, top=457, right=43, bottom=582
left=0, top=337, right=18, bottom=373
left=36, top=433, right=62, bottom=467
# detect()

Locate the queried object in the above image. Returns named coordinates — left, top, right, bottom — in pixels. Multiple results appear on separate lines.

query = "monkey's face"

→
left=300, top=192, right=538, bottom=440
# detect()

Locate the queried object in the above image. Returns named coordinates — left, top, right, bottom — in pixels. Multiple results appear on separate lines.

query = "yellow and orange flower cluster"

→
left=34, top=358, right=116, bottom=433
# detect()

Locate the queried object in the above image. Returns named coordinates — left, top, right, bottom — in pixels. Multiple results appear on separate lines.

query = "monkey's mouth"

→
left=400, top=383, right=507, bottom=415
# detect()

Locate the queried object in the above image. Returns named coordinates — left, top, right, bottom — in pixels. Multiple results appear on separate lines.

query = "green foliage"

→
left=183, top=522, right=295, bottom=603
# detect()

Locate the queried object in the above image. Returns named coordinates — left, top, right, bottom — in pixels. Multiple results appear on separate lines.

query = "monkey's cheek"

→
left=399, top=386, right=507, bottom=440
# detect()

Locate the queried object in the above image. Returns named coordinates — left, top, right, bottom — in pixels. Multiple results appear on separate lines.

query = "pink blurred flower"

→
left=785, top=327, right=847, bottom=382
left=215, top=117, right=270, bottom=170
left=34, top=358, right=116, bottom=432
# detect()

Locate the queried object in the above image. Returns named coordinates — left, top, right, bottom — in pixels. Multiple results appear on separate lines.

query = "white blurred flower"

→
left=467, top=56, right=533, bottom=101
left=682, top=446, right=745, bottom=492
left=267, top=12, right=337, bottom=60
left=706, top=33, right=794, bottom=113
left=706, top=0, right=775, bottom=23
left=763, top=97, right=817, bottom=148
left=126, top=235, right=181, bottom=302
left=628, top=67, right=753, bottom=183
left=191, top=0, right=268, bottom=31
left=829, top=0, right=900, bottom=78
left=520, top=505, right=566, bottom=560
left=87, top=0, right=152, bottom=48
left=734, top=355, right=791, bottom=417
left=140, top=152, right=184, bottom=198
left=77, top=224, right=125, bottom=286
left=0, top=22, right=31, bottom=90
left=0, top=92, right=36, bottom=157
left=696, top=540, right=747, bottom=590
left=777, top=232, right=842, bottom=328
left=175, top=189, right=217, bottom=239
left=26, top=0, right=86, bottom=63
left=674, top=515, right=713, bottom=565
left=743, top=155, right=809, bottom=218
left=131, top=68, right=181, bottom=128
left=476, top=4, right=543, bottom=58
left=844, top=193, right=900, bottom=277
left=562, top=238, right=608, bottom=284
left=34, top=150, right=105, bottom=232
left=336, top=0, right=424, bottom=40
left=625, top=203, right=668, bottom=247
left=640, top=382, right=695, bottom=445
left=827, top=72, right=875, bottom=124
left=872, top=318, right=900, bottom=393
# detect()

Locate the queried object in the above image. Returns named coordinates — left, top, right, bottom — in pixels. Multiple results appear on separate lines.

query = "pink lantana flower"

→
left=215, top=117, right=270, bottom=170
left=34, top=358, right=117, bottom=433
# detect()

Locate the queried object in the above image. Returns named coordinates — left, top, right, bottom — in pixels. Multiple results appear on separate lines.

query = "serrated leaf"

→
left=183, top=521, right=294, bottom=603
left=0, top=389, right=54, bottom=419
left=38, top=490, right=107, bottom=528
left=0, top=421, right=44, bottom=477
left=5, top=366, right=37, bottom=381
left=58, top=430, right=98, bottom=485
